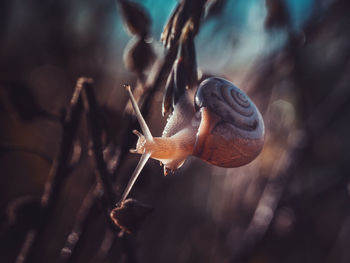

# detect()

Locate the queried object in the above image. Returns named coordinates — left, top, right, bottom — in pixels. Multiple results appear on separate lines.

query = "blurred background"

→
left=1, top=0, right=350, bottom=262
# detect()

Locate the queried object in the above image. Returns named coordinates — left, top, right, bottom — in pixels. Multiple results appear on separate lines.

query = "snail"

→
left=120, top=77, right=265, bottom=202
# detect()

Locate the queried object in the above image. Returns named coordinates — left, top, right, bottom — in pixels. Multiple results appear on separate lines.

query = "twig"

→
left=230, top=149, right=297, bottom=262
left=58, top=79, right=123, bottom=262
left=59, top=78, right=140, bottom=262
left=81, top=79, right=116, bottom=207
left=59, top=183, right=101, bottom=263
left=16, top=78, right=85, bottom=263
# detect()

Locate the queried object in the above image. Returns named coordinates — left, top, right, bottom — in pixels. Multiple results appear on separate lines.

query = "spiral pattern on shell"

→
left=193, top=77, right=264, bottom=167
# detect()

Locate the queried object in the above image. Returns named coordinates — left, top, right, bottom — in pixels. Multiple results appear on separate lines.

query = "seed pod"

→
left=110, top=198, right=153, bottom=233
left=123, top=37, right=155, bottom=75
left=119, top=0, right=151, bottom=38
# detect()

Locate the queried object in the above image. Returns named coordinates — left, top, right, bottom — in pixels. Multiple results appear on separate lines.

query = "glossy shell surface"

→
left=193, top=77, right=265, bottom=167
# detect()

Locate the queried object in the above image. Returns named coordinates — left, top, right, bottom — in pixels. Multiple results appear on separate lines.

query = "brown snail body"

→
left=120, top=78, right=264, bottom=201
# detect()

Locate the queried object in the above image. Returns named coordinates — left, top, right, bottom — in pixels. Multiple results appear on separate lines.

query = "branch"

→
left=16, top=78, right=85, bottom=263
left=81, top=79, right=116, bottom=207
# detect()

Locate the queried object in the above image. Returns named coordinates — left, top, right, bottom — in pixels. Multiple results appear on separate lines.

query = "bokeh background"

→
left=1, top=0, right=350, bottom=262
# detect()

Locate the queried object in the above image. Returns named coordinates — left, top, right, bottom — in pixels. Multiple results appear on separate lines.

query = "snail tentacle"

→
left=125, top=84, right=153, bottom=141
left=119, top=152, right=151, bottom=203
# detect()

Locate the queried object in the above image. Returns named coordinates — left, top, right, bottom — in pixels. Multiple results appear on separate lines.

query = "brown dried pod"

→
left=110, top=198, right=153, bottom=233
left=175, top=22, right=197, bottom=90
left=119, top=0, right=151, bottom=38
left=162, top=21, right=198, bottom=116
left=161, top=0, right=206, bottom=48
left=123, top=37, right=155, bottom=75
left=161, top=2, right=182, bottom=48
left=162, top=67, right=176, bottom=115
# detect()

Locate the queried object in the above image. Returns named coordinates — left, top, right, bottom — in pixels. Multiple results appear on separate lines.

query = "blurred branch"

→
left=58, top=78, right=121, bottom=262
left=58, top=1, right=159, bottom=260
left=307, top=59, right=350, bottom=134
left=16, top=78, right=85, bottom=263
left=230, top=150, right=295, bottom=262
left=59, top=78, right=139, bottom=262
left=59, top=184, right=101, bottom=263
left=230, top=6, right=350, bottom=259
left=81, top=79, right=116, bottom=207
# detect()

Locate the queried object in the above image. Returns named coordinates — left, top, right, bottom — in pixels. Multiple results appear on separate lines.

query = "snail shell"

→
left=192, top=77, right=264, bottom=167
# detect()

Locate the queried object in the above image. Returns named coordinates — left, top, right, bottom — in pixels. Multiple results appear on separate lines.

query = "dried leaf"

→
left=174, top=58, right=188, bottom=99
left=165, top=1, right=189, bottom=48
left=123, top=37, right=155, bottom=75
left=119, top=0, right=151, bottom=38
left=162, top=68, right=175, bottom=116
left=110, top=198, right=153, bottom=233
left=180, top=23, right=197, bottom=87
left=161, top=2, right=182, bottom=47
left=161, top=0, right=206, bottom=48
left=161, top=21, right=199, bottom=116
